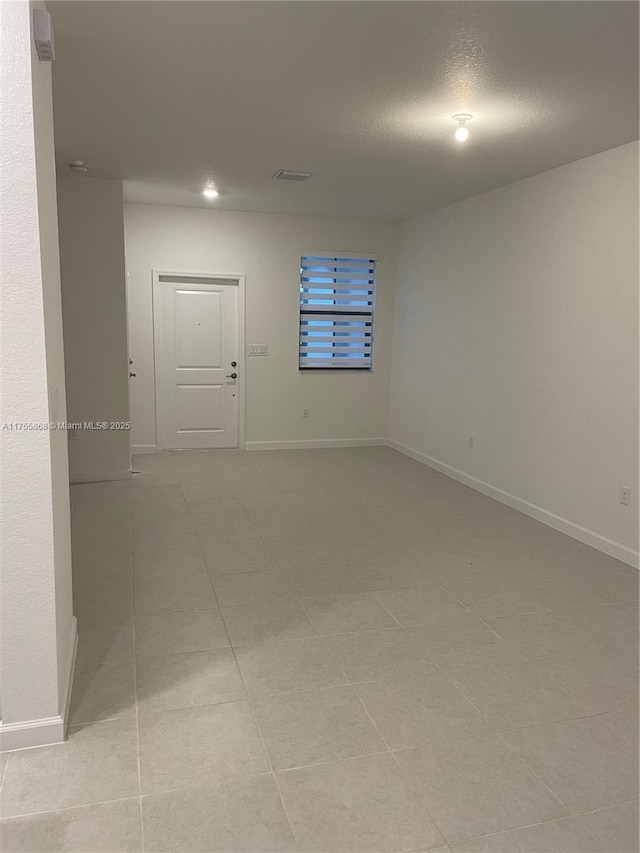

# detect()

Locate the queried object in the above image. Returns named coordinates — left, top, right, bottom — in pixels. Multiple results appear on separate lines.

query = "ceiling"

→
left=49, top=1, right=639, bottom=221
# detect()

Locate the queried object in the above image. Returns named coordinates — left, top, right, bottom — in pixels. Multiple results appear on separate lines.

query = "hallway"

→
left=1, top=448, right=638, bottom=852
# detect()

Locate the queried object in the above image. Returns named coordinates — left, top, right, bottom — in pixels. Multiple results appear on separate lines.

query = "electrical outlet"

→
left=302, top=407, right=310, bottom=419
left=468, top=435, right=475, bottom=449
left=619, top=485, right=631, bottom=506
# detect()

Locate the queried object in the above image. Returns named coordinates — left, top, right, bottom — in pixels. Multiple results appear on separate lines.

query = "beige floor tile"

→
left=236, top=636, right=346, bottom=696
left=0, top=798, right=142, bottom=852
left=576, top=801, right=639, bottom=853
left=186, top=496, right=246, bottom=526
left=69, top=659, right=136, bottom=724
left=135, top=609, right=229, bottom=657
left=449, top=660, right=592, bottom=729
left=203, top=539, right=280, bottom=576
left=138, top=701, right=268, bottom=794
left=195, top=514, right=259, bottom=542
left=553, top=603, right=639, bottom=666
left=277, top=753, right=444, bottom=852
left=132, top=553, right=209, bottom=581
left=222, top=599, right=318, bottom=645
left=71, top=534, right=131, bottom=562
left=451, top=816, right=601, bottom=852
left=0, top=719, right=139, bottom=817
left=503, top=716, right=639, bottom=812
left=440, top=572, right=548, bottom=618
left=131, top=484, right=184, bottom=505
left=130, top=509, right=191, bottom=531
left=322, top=628, right=439, bottom=683
left=254, top=685, right=385, bottom=770
left=75, top=612, right=135, bottom=668
left=134, top=571, right=216, bottom=614
left=142, top=776, right=296, bottom=852
left=132, top=510, right=192, bottom=533
left=354, top=672, right=491, bottom=749
left=565, top=564, right=640, bottom=605
left=278, top=562, right=377, bottom=596
left=373, top=586, right=469, bottom=627
left=300, top=593, right=400, bottom=634
left=531, top=643, right=639, bottom=713
left=136, top=648, right=245, bottom=712
left=485, top=611, right=589, bottom=659
left=597, top=708, right=639, bottom=749
left=132, top=540, right=203, bottom=570
left=212, top=570, right=297, bottom=606
left=72, top=553, right=132, bottom=589
left=395, top=735, right=567, bottom=842
left=408, top=614, right=518, bottom=671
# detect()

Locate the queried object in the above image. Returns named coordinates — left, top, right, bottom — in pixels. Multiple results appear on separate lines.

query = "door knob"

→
left=226, top=372, right=238, bottom=379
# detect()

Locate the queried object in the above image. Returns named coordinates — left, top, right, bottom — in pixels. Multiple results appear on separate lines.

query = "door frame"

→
left=152, top=269, right=246, bottom=451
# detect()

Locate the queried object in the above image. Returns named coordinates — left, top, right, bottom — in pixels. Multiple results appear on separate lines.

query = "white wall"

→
left=0, top=0, right=75, bottom=746
left=58, top=176, right=130, bottom=481
left=124, top=204, right=397, bottom=449
left=389, top=142, right=639, bottom=565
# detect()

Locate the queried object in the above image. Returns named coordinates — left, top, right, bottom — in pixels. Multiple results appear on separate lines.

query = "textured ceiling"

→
left=49, top=1, right=639, bottom=221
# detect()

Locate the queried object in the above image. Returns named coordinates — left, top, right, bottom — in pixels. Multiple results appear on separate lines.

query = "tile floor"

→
left=1, top=447, right=638, bottom=852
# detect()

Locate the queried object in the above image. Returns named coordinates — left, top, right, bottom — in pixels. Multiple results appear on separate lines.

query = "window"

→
left=299, top=253, right=376, bottom=370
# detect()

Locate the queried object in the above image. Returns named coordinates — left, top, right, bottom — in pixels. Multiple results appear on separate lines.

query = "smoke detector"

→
left=273, top=170, right=313, bottom=182
left=68, top=160, right=88, bottom=174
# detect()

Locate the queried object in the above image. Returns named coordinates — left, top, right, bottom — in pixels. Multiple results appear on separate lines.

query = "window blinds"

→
left=299, top=254, right=376, bottom=370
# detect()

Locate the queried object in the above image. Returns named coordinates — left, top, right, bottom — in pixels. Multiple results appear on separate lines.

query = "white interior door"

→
left=154, top=275, right=239, bottom=449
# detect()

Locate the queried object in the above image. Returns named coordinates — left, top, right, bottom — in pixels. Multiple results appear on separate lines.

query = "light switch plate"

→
left=248, top=344, right=268, bottom=356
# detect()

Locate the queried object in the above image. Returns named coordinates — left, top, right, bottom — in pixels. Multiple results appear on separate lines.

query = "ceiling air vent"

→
left=273, top=170, right=313, bottom=182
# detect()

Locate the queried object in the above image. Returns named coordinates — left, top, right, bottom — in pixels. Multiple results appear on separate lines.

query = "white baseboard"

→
left=132, top=444, right=157, bottom=455
left=70, top=469, right=132, bottom=484
left=0, top=618, right=78, bottom=752
left=387, top=439, right=639, bottom=570
left=0, top=716, right=66, bottom=752
left=245, top=438, right=387, bottom=451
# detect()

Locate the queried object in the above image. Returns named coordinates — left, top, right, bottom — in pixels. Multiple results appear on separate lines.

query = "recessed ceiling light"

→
left=202, top=185, right=219, bottom=199
left=452, top=114, right=473, bottom=142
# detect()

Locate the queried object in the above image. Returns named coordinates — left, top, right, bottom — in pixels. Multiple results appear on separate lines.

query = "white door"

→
left=154, top=275, right=239, bottom=449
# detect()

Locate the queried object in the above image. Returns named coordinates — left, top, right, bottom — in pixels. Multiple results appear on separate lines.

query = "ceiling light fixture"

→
left=202, top=184, right=219, bottom=199
left=452, top=114, right=473, bottom=142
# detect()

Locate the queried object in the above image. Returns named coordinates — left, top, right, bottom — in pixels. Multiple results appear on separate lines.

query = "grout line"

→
left=368, top=591, right=405, bottom=627
left=0, top=794, right=146, bottom=822
left=440, top=811, right=606, bottom=847
left=274, top=749, right=400, bottom=777
left=494, top=728, right=573, bottom=817
left=388, top=752, right=450, bottom=849
left=0, top=751, right=8, bottom=792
